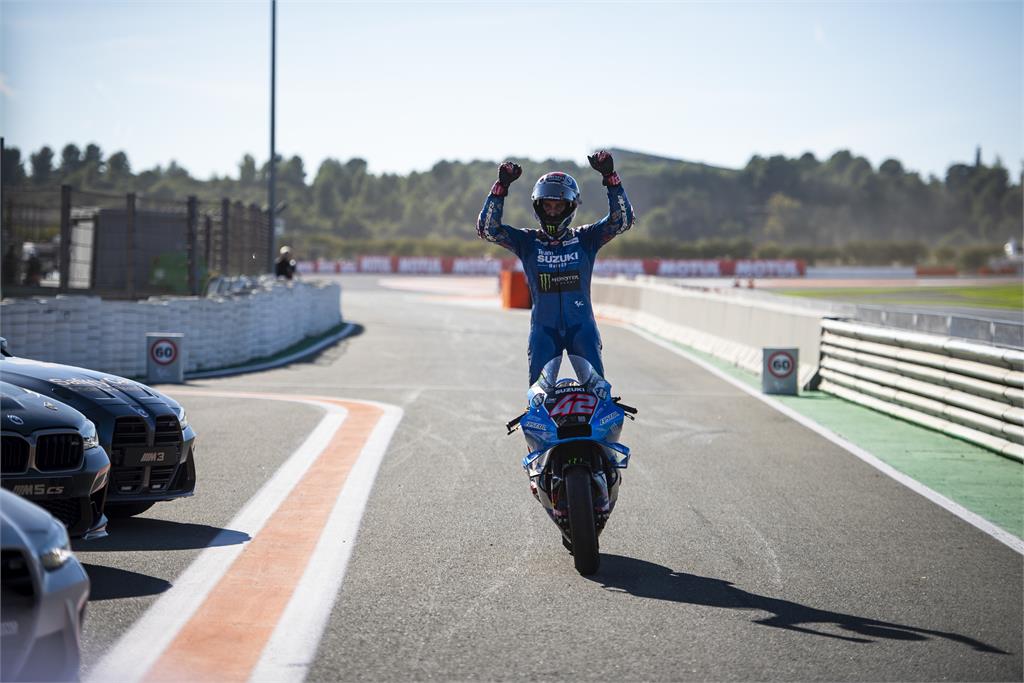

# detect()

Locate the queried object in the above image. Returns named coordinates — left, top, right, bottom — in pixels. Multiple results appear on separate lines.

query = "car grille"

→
left=111, top=468, right=145, bottom=494
left=154, top=415, right=181, bottom=446
left=1, top=550, right=34, bottom=598
left=35, top=433, right=84, bottom=471
left=1, top=436, right=30, bottom=474
left=113, top=416, right=148, bottom=449
left=148, top=466, right=177, bottom=492
left=35, top=498, right=82, bottom=530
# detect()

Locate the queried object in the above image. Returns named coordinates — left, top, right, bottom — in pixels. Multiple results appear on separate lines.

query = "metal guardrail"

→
left=818, top=319, right=1024, bottom=462
left=658, top=278, right=1024, bottom=348
left=851, top=305, right=1023, bottom=349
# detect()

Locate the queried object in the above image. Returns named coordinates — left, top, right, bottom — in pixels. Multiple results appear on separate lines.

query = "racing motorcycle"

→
left=507, top=357, right=637, bottom=575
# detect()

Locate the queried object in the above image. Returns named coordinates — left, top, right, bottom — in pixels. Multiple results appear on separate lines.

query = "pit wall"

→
left=591, top=277, right=824, bottom=387
left=0, top=280, right=342, bottom=378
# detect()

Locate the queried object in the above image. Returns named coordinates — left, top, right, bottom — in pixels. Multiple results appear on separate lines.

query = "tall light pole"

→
left=267, top=0, right=277, bottom=272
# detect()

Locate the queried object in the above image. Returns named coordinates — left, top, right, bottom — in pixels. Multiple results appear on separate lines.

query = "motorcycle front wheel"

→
left=565, top=466, right=600, bottom=575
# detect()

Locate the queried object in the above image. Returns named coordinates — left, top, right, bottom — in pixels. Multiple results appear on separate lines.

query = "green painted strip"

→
left=670, top=339, right=1024, bottom=540
left=772, top=283, right=1023, bottom=310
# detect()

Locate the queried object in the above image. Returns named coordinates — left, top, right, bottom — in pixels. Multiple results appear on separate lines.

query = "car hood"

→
left=0, top=488, right=55, bottom=546
left=0, top=381, right=89, bottom=435
left=0, top=356, right=183, bottom=417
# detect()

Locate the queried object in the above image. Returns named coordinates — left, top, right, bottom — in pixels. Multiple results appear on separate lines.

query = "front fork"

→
left=530, top=444, right=621, bottom=534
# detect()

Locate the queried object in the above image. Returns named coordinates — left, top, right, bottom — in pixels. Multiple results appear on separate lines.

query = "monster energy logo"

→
left=537, top=271, right=581, bottom=293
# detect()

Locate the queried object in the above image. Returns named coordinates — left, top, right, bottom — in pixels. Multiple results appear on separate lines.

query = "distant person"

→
left=275, top=246, right=297, bottom=280
left=476, top=150, right=636, bottom=396
left=3, top=245, right=18, bottom=287
left=22, top=249, right=42, bottom=287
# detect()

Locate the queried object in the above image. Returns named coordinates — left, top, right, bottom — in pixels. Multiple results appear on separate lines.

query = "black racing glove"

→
left=491, top=161, right=522, bottom=197
left=588, top=150, right=621, bottom=187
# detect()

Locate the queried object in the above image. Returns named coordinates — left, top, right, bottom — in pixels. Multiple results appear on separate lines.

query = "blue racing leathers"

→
left=477, top=185, right=635, bottom=386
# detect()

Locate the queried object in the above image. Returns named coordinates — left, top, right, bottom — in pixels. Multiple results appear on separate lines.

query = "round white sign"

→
left=767, top=350, right=795, bottom=379
left=150, top=339, right=178, bottom=366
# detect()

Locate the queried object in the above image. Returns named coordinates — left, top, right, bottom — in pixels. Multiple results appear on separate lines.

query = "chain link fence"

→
left=1, top=185, right=271, bottom=299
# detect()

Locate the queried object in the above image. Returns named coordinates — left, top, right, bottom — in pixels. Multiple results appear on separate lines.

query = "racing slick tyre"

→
left=106, top=502, right=156, bottom=518
left=565, top=466, right=600, bottom=575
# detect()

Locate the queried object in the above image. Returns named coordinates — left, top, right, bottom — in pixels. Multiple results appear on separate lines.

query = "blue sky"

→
left=2, top=1, right=1021, bottom=180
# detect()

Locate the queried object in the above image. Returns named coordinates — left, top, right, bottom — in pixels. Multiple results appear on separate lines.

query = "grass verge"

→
left=771, top=283, right=1023, bottom=310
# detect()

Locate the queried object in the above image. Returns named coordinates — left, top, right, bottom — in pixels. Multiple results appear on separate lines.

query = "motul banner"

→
left=593, top=259, right=646, bottom=276
left=358, top=256, right=394, bottom=273
left=295, top=257, right=805, bottom=277
left=731, top=259, right=806, bottom=277
left=656, top=260, right=723, bottom=277
left=448, top=258, right=504, bottom=275
left=397, top=257, right=443, bottom=274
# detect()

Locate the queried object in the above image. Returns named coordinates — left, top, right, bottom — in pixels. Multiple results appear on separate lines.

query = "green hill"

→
left=3, top=142, right=1019, bottom=266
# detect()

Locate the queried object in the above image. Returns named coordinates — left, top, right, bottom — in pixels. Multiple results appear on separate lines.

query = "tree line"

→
left=2, top=142, right=1020, bottom=267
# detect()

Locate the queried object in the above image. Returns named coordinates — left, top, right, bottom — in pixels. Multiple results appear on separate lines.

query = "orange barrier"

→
left=501, top=271, right=531, bottom=309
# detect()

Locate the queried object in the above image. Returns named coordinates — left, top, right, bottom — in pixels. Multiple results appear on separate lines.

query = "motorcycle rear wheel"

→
left=565, top=466, right=600, bottom=575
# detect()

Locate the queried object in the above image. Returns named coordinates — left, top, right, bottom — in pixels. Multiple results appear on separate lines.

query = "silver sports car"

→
left=0, top=488, right=89, bottom=682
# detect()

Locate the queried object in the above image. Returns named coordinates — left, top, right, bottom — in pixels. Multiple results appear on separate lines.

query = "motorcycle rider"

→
left=477, top=151, right=635, bottom=400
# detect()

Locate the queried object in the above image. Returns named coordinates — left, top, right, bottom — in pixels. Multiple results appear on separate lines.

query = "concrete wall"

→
left=591, top=277, right=824, bottom=387
left=0, top=280, right=342, bottom=378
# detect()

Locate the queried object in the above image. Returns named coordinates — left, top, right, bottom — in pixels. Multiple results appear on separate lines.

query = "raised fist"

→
left=587, top=151, right=614, bottom=176
left=498, top=161, right=522, bottom=187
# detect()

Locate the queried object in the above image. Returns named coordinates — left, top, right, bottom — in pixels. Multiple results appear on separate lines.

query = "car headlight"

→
left=176, top=405, right=188, bottom=429
left=81, top=420, right=100, bottom=450
left=39, top=519, right=72, bottom=571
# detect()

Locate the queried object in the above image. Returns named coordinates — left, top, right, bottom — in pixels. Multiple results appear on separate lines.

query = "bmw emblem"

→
left=6, top=415, right=24, bottom=425
left=135, top=407, right=148, bottom=417
left=43, top=401, right=59, bottom=411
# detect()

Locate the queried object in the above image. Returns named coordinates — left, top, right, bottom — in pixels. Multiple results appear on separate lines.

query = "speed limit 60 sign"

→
left=146, top=333, right=185, bottom=384
left=762, top=347, right=798, bottom=395
left=150, top=339, right=178, bottom=365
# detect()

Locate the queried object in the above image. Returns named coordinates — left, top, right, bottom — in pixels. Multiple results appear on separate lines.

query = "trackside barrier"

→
left=589, top=277, right=1023, bottom=462
left=295, top=257, right=806, bottom=277
left=818, top=319, right=1024, bottom=462
left=0, top=280, right=342, bottom=378
left=590, top=277, right=824, bottom=388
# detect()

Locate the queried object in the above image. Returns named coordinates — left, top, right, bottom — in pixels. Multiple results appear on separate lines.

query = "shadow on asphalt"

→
left=74, top=517, right=250, bottom=552
left=289, top=323, right=364, bottom=369
left=81, top=563, right=172, bottom=601
left=591, top=554, right=1007, bottom=654
left=301, top=323, right=364, bottom=366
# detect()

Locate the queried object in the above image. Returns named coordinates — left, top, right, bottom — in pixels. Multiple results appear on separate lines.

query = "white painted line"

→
left=626, top=323, right=1024, bottom=556
left=250, top=403, right=404, bottom=683
left=86, top=391, right=403, bottom=683
left=185, top=323, right=356, bottom=379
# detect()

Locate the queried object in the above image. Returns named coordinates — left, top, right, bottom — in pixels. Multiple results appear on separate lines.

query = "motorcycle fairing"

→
left=517, top=356, right=633, bottom=536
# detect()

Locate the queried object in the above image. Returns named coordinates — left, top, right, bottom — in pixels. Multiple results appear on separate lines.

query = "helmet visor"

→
left=531, top=180, right=579, bottom=203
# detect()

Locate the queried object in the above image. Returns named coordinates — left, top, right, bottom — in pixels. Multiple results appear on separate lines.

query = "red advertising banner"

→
left=296, top=258, right=805, bottom=278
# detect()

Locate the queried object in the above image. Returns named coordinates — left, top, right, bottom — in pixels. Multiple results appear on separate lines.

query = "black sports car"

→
left=0, top=342, right=197, bottom=517
left=1, top=381, right=110, bottom=539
